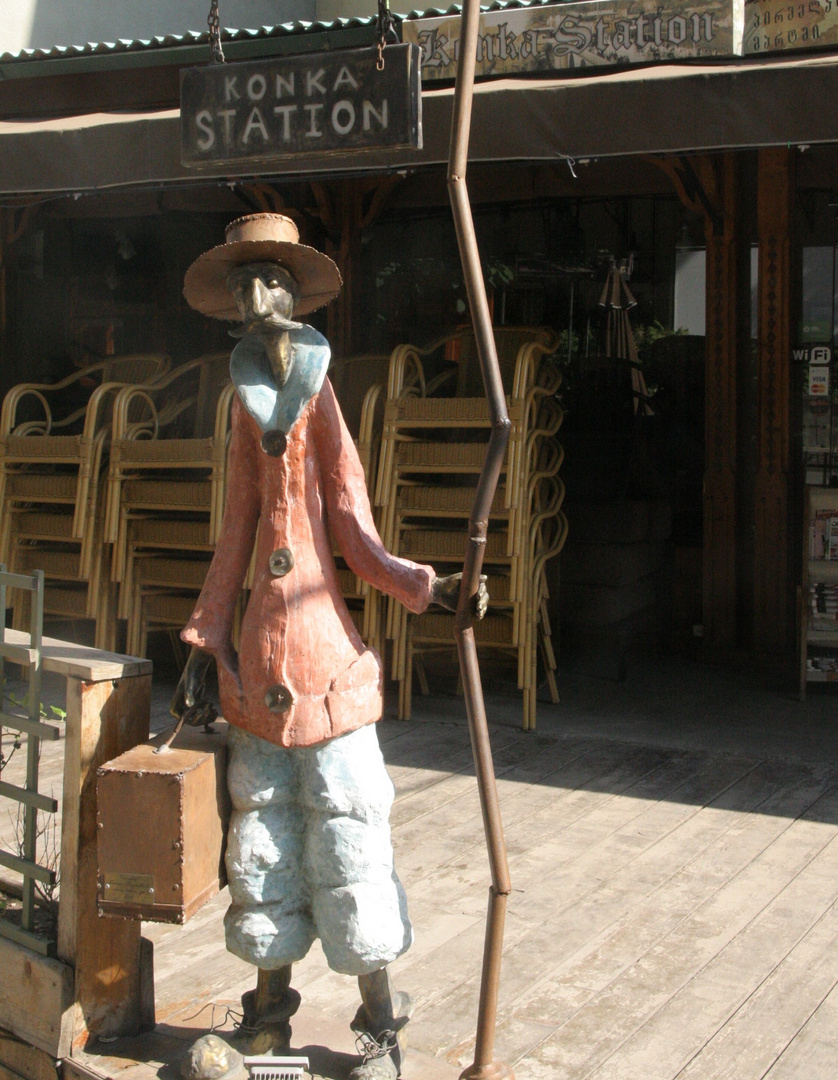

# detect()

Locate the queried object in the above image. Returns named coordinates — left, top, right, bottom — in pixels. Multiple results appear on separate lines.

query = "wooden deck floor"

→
left=4, top=669, right=838, bottom=1079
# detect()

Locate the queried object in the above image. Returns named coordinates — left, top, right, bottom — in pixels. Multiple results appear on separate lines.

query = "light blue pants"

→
left=223, top=723, right=412, bottom=976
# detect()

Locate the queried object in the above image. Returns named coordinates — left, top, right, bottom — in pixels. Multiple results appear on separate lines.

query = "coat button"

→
left=261, top=429, right=287, bottom=456
left=264, top=684, right=294, bottom=713
left=269, top=547, right=295, bottom=577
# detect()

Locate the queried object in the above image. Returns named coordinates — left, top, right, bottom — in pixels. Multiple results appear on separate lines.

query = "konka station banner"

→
left=403, top=0, right=745, bottom=79
left=402, top=0, right=838, bottom=80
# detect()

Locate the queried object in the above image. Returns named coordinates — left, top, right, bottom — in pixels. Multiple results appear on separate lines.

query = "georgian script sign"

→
left=180, top=44, right=422, bottom=167
left=403, top=0, right=743, bottom=80
left=744, top=0, right=838, bottom=53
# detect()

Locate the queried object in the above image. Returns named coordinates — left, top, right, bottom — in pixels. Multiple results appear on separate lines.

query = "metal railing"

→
left=0, top=565, right=61, bottom=956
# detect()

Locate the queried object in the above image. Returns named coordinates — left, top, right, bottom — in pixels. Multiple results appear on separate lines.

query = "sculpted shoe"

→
left=347, top=1046, right=399, bottom=1080
left=180, top=984, right=301, bottom=1080
left=348, top=991, right=414, bottom=1079
left=233, top=986, right=300, bottom=1055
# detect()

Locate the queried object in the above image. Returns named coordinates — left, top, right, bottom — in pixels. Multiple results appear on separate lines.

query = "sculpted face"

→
left=227, top=261, right=301, bottom=386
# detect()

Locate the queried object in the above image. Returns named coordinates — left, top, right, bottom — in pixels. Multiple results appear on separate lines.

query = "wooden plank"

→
left=407, top=755, right=772, bottom=1057
left=0, top=850, right=55, bottom=886
left=517, top=778, right=838, bottom=1077
left=584, top=794, right=838, bottom=1079
left=412, top=758, right=826, bottom=1063
left=0, top=724, right=65, bottom=863
left=299, top=749, right=745, bottom=1039
left=0, top=630, right=151, bottom=682
left=390, top=733, right=594, bottom=832
left=399, top=743, right=681, bottom=897
left=763, top=979, right=838, bottom=1079
left=387, top=729, right=525, bottom=829
left=144, top=908, right=252, bottom=1021
left=673, top=889, right=838, bottom=1078
left=511, top=764, right=819, bottom=1015
left=0, top=939, right=74, bottom=1058
left=61, top=1060, right=110, bottom=1080
left=489, top=760, right=822, bottom=989
left=0, top=713, right=61, bottom=742
left=57, top=675, right=151, bottom=1046
left=0, top=1064, right=28, bottom=1080
left=0, top=1029, right=60, bottom=1080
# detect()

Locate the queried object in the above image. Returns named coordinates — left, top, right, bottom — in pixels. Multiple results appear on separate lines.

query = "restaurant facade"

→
left=3, top=0, right=838, bottom=679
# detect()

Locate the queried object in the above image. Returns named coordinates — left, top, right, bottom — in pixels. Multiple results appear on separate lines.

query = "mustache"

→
left=229, top=314, right=303, bottom=339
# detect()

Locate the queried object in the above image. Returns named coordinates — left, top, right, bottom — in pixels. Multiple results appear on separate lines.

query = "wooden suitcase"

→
left=96, top=723, right=230, bottom=924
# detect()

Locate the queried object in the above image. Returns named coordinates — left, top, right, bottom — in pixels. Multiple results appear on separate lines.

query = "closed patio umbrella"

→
left=599, top=260, right=654, bottom=416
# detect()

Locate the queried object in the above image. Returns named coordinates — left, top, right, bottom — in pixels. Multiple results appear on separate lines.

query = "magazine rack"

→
left=799, top=485, right=838, bottom=698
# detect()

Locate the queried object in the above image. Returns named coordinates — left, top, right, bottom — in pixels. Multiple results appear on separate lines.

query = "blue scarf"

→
left=230, top=324, right=331, bottom=439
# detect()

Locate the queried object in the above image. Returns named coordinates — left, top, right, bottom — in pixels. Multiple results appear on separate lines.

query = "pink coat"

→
left=182, top=378, right=434, bottom=748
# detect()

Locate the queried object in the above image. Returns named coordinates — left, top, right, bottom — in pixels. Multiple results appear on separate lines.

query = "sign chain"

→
left=207, top=0, right=225, bottom=64
left=376, top=0, right=396, bottom=70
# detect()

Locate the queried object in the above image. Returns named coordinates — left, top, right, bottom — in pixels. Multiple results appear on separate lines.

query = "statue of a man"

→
left=173, top=214, right=485, bottom=1080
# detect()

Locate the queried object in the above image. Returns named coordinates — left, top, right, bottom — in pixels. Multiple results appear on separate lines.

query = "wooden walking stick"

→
left=447, top=1, right=515, bottom=1077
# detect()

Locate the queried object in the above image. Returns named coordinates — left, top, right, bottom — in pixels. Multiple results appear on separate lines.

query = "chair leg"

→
left=414, top=655, right=430, bottom=698
left=168, top=629, right=187, bottom=670
left=399, top=624, right=413, bottom=721
left=95, top=582, right=117, bottom=652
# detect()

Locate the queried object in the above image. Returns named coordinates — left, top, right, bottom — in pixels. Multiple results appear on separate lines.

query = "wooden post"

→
left=650, top=153, right=741, bottom=648
left=702, top=154, right=739, bottom=649
left=0, top=630, right=152, bottom=1060
left=309, top=176, right=403, bottom=358
left=0, top=205, right=36, bottom=373
left=0, top=211, right=6, bottom=364
left=754, top=147, right=794, bottom=653
left=59, top=672, right=152, bottom=1047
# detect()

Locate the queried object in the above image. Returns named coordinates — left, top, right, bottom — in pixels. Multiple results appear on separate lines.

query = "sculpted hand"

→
left=430, top=573, right=489, bottom=620
left=170, top=646, right=218, bottom=728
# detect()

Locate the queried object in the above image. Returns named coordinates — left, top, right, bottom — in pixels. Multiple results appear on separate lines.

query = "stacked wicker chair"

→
left=104, top=352, right=236, bottom=656
left=0, top=354, right=171, bottom=646
left=318, top=356, right=390, bottom=658
left=104, top=350, right=392, bottom=660
left=373, top=327, right=568, bottom=730
left=331, top=377, right=389, bottom=658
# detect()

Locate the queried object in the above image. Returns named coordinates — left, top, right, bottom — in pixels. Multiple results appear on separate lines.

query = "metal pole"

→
left=447, top=1, right=515, bottom=1076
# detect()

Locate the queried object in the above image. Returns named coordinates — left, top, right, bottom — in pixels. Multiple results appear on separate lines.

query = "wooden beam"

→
left=754, top=146, right=794, bottom=653
left=0, top=1065, right=27, bottom=1080
left=0, top=944, right=73, bottom=1059
left=309, top=176, right=403, bottom=358
left=57, top=675, right=151, bottom=1047
left=0, top=630, right=151, bottom=683
left=702, top=154, right=739, bottom=648
left=0, top=1028, right=61, bottom=1080
left=60, top=1061, right=109, bottom=1080
left=651, top=153, right=740, bottom=647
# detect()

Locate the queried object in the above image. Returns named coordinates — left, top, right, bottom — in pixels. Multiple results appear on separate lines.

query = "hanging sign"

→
left=403, top=0, right=743, bottom=81
left=180, top=44, right=422, bottom=167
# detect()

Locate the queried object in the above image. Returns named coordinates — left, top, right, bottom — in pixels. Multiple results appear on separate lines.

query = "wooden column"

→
left=651, top=153, right=741, bottom=648
left=0, top=204, right=36, bottom=372
left=309, top=176, right=403, bottom=358
left=702, top=155, right=739, bottom=648
left=0, top=635, right=152, bottom=1063
left=753, top=147, right=794, bottom=653
left=59, top=670, right=152, bottom=1048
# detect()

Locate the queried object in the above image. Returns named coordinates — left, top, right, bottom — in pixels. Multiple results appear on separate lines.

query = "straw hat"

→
left=183, top=213, right=342, bottom=321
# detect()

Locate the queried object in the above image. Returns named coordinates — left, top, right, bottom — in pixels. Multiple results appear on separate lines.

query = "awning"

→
left=3, top=53, right=838, bottom=194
